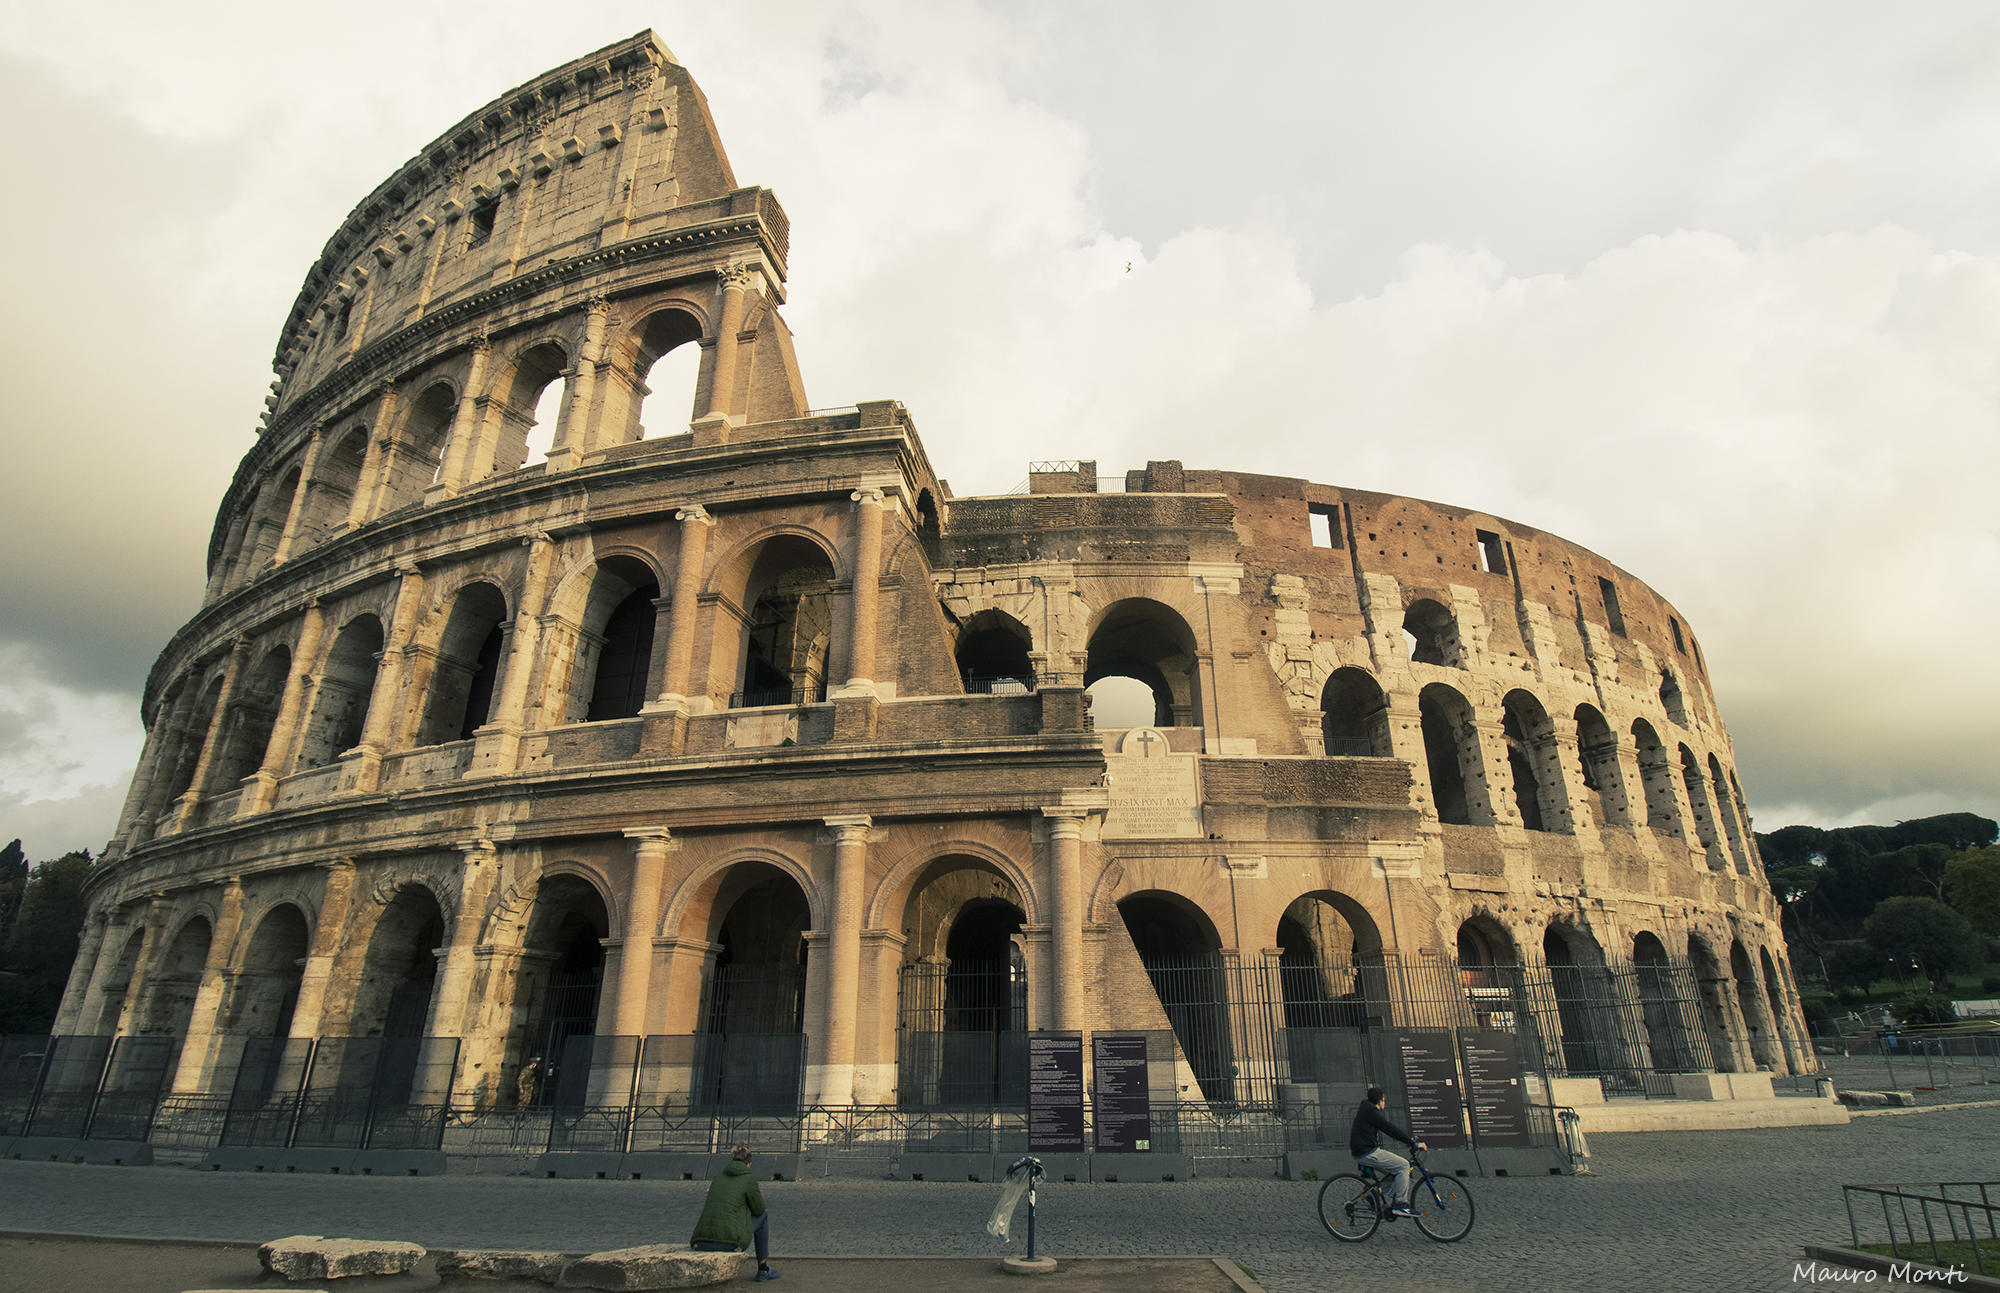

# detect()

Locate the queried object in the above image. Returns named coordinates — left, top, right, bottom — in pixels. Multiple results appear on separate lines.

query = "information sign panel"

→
left=1092, top=1035, right=1151, bottom=1152
left=1459, top=1028, right=1532, bottom=1148
left=1027, top=1034, right=1085, bottom=1152
left=1394, top=1030, right=1466, bottom=1148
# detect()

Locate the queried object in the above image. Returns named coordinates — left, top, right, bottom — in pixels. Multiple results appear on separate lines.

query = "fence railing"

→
left=727, top=688, right=819, bottom=709
left=1843, top=1181, right=1996, bottom=1276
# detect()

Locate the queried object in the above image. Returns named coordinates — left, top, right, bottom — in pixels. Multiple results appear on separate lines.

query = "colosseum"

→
left=40, top=31, right=1816, bottom=1175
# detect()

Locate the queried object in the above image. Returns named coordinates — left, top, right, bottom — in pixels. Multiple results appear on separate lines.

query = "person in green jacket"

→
left=690, top=1144, right=779, bottom=1281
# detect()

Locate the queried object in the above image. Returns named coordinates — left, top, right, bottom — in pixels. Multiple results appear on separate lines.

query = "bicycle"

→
left=1317, top=1149, right=1476, bottom=1243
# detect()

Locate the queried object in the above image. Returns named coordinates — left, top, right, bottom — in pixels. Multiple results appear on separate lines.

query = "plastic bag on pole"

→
left=985, top=1157, right=1037, bottom=1242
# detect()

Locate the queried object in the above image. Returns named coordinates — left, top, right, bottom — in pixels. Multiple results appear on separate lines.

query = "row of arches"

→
left=211, top=308, right=708, bottom=603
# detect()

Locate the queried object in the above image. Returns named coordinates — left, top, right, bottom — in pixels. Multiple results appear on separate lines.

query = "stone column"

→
left=74, top=907, right=136, bottom=1036
left=269, top=427, right=326, bottom=566
left=640, top=506, right=714, bottom=755
left=347, top=381, right=399, bottom=528
left=547, top=296, right=609, bottom=469
left=1043, top=808, right=1091, bottom=1031
left=690, top=265, right=751, bottom=444
left=817, top=815, right=871, bottom=1105
left=611, top=828, right=676, bottom=1036
left=426, top=841, right=499, bottom=1042
left=242, top=602, right=327, bottom=815
left=126, top=684, right=200, bottom=851
left=1192, top=572, right=1239, bottom=751
left=288, top=860, right=356, bottom=1038
left=1463, top=717, right=1511, bottom=828
left=115, top=896, right=170, bottom=1036
left=173, top=877, right=246, bottom=1093
left=833, top=488, right=887, bottom=699
left=469, top=535, right=558, bottom=776
left=432, top=337, right=494, bottom=497
left=204, top=510, right=253, bottom=603
left=106, top=719, right=168, bottom=858
left=169, top=639, right=253, bottom=833
left=349, top=565, right=426, bottom=793
left=52, top=913, right=110, bottom=1034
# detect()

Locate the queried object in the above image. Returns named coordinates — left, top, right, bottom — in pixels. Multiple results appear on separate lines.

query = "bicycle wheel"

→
left=1412, top=1171, right=1475, bottom=1242
left=1318, top=1174, right=1381, bottom=1242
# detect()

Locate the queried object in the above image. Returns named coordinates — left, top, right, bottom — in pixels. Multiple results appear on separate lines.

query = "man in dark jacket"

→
left=690, top=1144, right=779, bottom=1280
left=1350, top=1086, right=1426, bottom=1218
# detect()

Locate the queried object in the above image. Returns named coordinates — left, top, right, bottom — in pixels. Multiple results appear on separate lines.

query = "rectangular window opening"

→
left=1308, top=503, right=1342, bottom=549
left=1669, top=617, right=1686, bottom=653
left=469, top=202, right=498, bottom=247
left=1476, top=529, right=1506, bottom=574
left=1598, top=577, right=1627, bottom=637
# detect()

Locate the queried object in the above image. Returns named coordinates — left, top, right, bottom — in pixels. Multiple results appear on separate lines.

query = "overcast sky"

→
left=3, top=1, right=1997, bottom=858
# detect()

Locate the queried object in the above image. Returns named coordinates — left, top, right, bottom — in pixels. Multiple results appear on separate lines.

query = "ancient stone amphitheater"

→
left=53, top=32, right=1810, bottom=1155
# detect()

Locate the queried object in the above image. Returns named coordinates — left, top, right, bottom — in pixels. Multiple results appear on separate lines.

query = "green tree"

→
left=1945, top=845, right=2000, bottom=937
left=0, top=838, right=25, bottom=944
left=0, top=850, right=93, bottom=1034
left=1863, top=895, right=1985, bottom=985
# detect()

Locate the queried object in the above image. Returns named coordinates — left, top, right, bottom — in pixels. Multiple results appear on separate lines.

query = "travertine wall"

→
left=63, top=32, right=1809, bottom=1110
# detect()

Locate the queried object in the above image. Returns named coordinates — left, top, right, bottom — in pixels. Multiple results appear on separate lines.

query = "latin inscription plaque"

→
left=1101, top=729, right=1201, bottom=839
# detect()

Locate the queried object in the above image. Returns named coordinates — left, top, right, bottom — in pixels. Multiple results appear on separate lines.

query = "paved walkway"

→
left=5, top=1105, right=1997, bottom=1292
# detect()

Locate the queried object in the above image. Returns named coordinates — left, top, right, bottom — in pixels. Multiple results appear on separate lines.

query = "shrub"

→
left=1894, top=991, right=1955, bottom=1026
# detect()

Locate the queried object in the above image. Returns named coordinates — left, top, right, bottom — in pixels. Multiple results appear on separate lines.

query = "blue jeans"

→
left=1355, top=1148, right=1412, bottom=1206
left=693, top=1211, right=769, bottom=1262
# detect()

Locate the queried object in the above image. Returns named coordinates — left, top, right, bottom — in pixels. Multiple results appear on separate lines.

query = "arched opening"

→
left=1320, top=668, right=1389, bottom=757
left=914, top=488, right=940, bottom=539
left=1456, top=917, right=1521, bottom=1028
left=734, top=538, right=835, bottom=708
left=1542, top=924, right=1622, bottom=1081
left=1085, top=599, right=1200, bottom=729
left=697, top=865, right=811, bottom=1112
left=1573, top=704, right=1626, bottom=827
left=956, top=609, right=1034, bottom=694
left=1687, top=934, right=1738, bottom=1074
left=209, top=647, right=291, bottom=792
left=1632, top=932, right=1701, bottom=1072
left=1402, top=598, right=1461, bottom=667
left=1418, top=684, right=1475, bottom=825
left=349, top=887, right=444, bottom=1038
left=91, top=928, right=147, bottom=1035
left=897, top=859, right=1028, bottom=1108
left=625, top=310, right=705, bottom=442
left=298, top=616, right=383, bottom=770
left=380, top=383, right=456, bottom=512
left=245, top=466, right=301, bottom=575
left=230, top=905, right=309, bottom=1038
left=585, top=585, right=661, bottom=721
left=142, top=916, right=213, bottom=1044
left=163, top=677, right=225, bottom=805
left=1709, top=754, right=1750, bottom=873
left=1679, top=744, right=1724, bottom=868
left=1759, top=947, right=1798, bottom=1076
left=1730, top=940, right=1777, bottom=1071
left=492, top=342, right=569, bottom=476
left=1659, top=670, right=1688, bottom=727
left=517, top=875, right=609, bottom=1109
left=1501, top=690, right=1554, bottom=832
left=416, top=584, right=509, bottom=746
left=1631, top=719, right=1678, bottom=834
left=302, top=426, right=369, bottom=544
left=1275, top=893, right=1383, bottom=1029
left=1118, top=891, right=1232, bottom=1102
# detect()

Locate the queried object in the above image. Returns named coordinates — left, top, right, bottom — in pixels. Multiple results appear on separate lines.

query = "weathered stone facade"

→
left=63, top=32, right=1810, bottom=1110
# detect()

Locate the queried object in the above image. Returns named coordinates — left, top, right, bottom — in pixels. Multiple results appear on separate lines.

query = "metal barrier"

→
left=1843, top=1181, right=1997, bottom=1276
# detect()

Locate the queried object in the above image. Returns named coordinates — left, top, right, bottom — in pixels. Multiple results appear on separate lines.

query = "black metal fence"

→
left=0, top=1035, right=175, bottom=1142
left=1843, top=1181, right=1996, bottom=1276
left=217, top=1035, right=460, bottom=1150
left=897, top=960, right=1029, bottom=1108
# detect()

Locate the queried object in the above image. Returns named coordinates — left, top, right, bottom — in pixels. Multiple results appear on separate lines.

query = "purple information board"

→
left=1395, top=1030, right=1466, bottom=1149
left=1459, top=1029, right=1532, bottom=1148
left=1092, top=1035, right=1151, bottom=1152
left=1028, top=1034, right=1085, bottom=1152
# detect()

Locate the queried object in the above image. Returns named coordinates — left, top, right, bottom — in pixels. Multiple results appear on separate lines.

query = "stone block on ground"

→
left=1837, top=1090, right=1916, bottom=1107
left=259, top=1235, right=426, bottom=1280
left=557, top=1244, right=748, bottom=1290
left=435, top=1249, right=574, bottom=1284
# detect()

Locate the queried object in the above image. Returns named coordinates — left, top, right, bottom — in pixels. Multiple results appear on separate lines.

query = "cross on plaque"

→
left=1131, top=729, right=1164, bottom=758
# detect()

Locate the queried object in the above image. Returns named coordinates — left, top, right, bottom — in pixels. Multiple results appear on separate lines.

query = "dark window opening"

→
left=1308, top=503, right=1342, bottom=549
left=456, top=624, right=506, bottom=741
left=1669, top=617, right=1686, bottom=653
left=1476, top=529, right=1506, bottom=574
left=586, top=586, right=660, bottom=721
left=1692, top=639, right=1706, bottom=676
left=469, top=202, right=498, bottom=247
left=333, top=300, right=353, bottom=342
left=1598, top=577, right=1626, bottom=636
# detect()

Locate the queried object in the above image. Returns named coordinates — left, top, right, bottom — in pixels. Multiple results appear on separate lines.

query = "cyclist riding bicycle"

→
left=1349, top=1085, right=1427, bottom=1219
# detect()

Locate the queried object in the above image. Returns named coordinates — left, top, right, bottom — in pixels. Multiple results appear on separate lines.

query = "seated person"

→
left=1349, top=1085, right=1427, bottom=1218
left=690, top=1143, right=779, bottom=1281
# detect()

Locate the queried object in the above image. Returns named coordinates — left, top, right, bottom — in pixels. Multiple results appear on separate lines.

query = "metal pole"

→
left=1027, top=1178, right=1037, bottom=1261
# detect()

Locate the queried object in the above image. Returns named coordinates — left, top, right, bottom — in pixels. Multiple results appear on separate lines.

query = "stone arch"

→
left=869, top=839, right=1040, bottom=932
left=1679, top=744, right=1725, bottom=868
left=227, top=902, right=310, bottom=1038
left=208, top=645, right=292, bottom=792
left=339, top=883, right=447, bottom=1038
left=90, top=926, right=148, bottom=1035
left=1659, top=667, right=1689, bottom=728
left=1402, top=597, right=1462, bottom=667
left=1709, top=753, right=1750, bottom=873
left=487, top=337, right=571, bottom=476
left=1630, top=718, right=1681, bottom=835
left=662, top=847, right=825, bottom=942
left=1275, top=891, right=1387, bottom=1029
left=484, top=858, right=623, bottom=949
left=1730, top=938, right=1778, bottom=1071
left=1542, top=920, right=1626, bottom=1079
left=616, top=305, right=707, bottom=443
left=1502, top=688, right=1565, bottom=832
left=414, top=580, right=510, bottom=746
left=1456, top=913, right=1524, bottom=1030
left=302, top=423, right=371, bottom=543
left=1320, top=667, right=1390, bottom=757
left=708, top=531, right=841, bottom=708
left=1418, top=682, right=1479, bottom=826
left=1085, top=598, right=1201, bottom=729
left=378, top=381, right=457, bottom=512
left=552, top=553, right=663, bottom=724
left=1686, top=931, right=1739, bottom=1074
left=1632, top=930, right=1702, bottom=1071
left=1117, top=889, right=1232, bottom=1101
left=1759, top=945, right=1801, bottom=1075
left=671, top=858, right=815, bottom=1039
left=162, top=675, right=227, bottom=805
left=1573, top=704, right=1628, bottom=827
left=515, top=869, right=614, bottom=1098
left=955, top=609, right=1034, bottom=692
left=141, top=914, right=213, bottom=1039
left=299, top=613, right=384, bottom=770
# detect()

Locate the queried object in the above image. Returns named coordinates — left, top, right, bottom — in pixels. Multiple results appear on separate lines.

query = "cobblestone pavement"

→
left=5, top=1105, right=1996, bottom=1293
